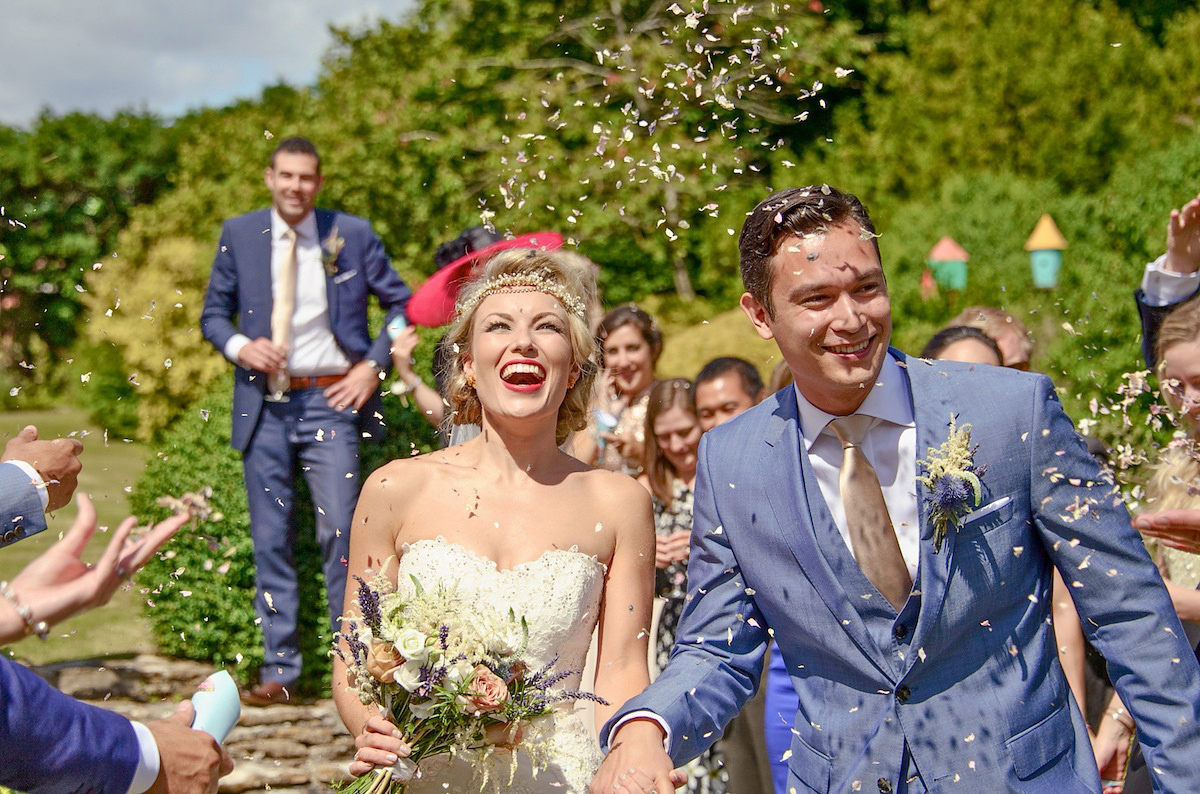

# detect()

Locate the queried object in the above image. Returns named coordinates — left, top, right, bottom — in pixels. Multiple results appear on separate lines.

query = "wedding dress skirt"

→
left=396, top=537, right=606, bottom=793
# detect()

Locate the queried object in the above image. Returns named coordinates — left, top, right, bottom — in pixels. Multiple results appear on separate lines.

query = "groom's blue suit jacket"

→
left=201, top=208, right=411, bottom=451
left=0, top=656, right=139, bottom=793
left=607, top=352, right=1200, bottom=792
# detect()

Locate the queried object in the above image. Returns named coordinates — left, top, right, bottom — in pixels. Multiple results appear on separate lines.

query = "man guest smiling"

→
left=201, top=137, right=411, bottom=705
left=592, top=186, right=1200, bottom=793
left=693, top=357, right=764, bottom=433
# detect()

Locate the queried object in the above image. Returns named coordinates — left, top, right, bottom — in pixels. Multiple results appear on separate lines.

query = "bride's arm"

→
left=332, top=463, right=409, bottom=775
left=592, top=476, right=656, bottom=734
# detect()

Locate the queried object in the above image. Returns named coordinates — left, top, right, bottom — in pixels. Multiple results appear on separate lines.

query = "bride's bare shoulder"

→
left=575, top=466, right=652, bottom=516
left=361, top=448, right=473, bottom=495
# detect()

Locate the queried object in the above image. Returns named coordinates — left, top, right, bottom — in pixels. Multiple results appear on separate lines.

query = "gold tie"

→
left=269, top=227, right=298, bottom=397
left=829, top=416, right=913, bottom=611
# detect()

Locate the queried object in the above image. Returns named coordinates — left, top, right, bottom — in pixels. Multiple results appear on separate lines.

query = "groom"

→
left=593, top=186, right=1200, bottom=793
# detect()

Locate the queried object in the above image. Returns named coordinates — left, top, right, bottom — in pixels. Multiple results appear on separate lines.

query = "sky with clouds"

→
left=0, top=1, right=415, bottom=128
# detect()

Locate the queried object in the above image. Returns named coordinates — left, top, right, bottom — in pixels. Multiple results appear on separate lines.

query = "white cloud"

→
left=0, top=0, right=413, bottom=127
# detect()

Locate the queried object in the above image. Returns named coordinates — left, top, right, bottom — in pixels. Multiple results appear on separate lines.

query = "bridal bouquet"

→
left=333, top=569, right=603, bottom=793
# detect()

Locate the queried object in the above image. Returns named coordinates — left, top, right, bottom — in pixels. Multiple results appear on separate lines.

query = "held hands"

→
left=146, top=701, right=234, bottom=794
left=1, top=494, right=191, bottom=643
left=655, top=531, right=691, bottom=570
left=351, top=714, right=412, bottom=777
left=1164, top=192, right=1200, bottom=274
left=324, top=360, right=381, bottom=412
left=590, top=720, right=686, bottom=794
left=2, top=425, right=83, bottom=512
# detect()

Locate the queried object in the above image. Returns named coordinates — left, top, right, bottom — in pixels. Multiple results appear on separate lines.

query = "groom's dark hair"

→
left=739, top=185, right=879, bottom=319
left=270, top=136, right=321, bottom=172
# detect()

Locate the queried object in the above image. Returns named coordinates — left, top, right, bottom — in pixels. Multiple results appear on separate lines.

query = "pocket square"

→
left=332, top=268, right=358, bottom=284
left=961, top=496, right=1013, bottom=529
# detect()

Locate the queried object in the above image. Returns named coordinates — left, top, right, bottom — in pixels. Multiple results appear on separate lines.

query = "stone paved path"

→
left=33, top=655, right=356, bottom=793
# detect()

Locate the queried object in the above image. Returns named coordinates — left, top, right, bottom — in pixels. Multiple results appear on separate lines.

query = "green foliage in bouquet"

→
left=132, top=376, right=439, bottom=694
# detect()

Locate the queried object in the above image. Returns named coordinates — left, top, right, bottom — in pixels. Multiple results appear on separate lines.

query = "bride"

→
left=332, top=249, right=655, bottom=792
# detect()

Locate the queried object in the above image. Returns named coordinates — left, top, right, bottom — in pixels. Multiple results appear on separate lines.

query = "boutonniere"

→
left=916, top=415, right=984, bottom=552
left=322, top=226, right=345, bottom=276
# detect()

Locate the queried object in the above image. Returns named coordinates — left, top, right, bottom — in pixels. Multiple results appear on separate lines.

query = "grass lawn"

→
left=1, top=407, right=152, bottom=664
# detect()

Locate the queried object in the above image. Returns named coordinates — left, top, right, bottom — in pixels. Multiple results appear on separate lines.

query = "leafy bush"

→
left=132, top=374, right=439, bottom=694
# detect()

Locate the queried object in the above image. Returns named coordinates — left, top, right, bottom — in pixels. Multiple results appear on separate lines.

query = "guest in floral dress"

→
left=637, top=377, right=725, bottom=793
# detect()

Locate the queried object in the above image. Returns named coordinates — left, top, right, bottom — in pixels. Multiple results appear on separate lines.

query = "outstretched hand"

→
left=590, top=720, right=686, bottom=794
left=1164, top=192, right=1200, bottom=274
left=1133, top=509, right=1200, bottom=554
left=2, top=493, right=191, bottom=641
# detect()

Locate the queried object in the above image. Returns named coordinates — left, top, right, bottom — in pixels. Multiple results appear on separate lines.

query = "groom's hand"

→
left=590, top=720, right=682, bottom=794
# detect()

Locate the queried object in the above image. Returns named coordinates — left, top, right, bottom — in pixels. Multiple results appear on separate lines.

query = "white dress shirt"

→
left=794, top=354, right=920, bottom=580
left=223, top=209, right=352, bottom=376
left=1141, top=253, right=1200, bottom=306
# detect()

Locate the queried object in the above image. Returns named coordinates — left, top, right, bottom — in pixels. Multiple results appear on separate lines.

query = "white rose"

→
left=490, top=623, right=524, bottom=657
left=408, top=697, right=436, bottom=720
left=394, top=659, right=425, bottom=693
left=443, top=659, right=474, bottom=686
left=395, top=628, right=430, bottom=662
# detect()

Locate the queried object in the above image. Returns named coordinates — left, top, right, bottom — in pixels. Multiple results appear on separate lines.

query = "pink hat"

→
left=407, top=231, right=565, bottom=327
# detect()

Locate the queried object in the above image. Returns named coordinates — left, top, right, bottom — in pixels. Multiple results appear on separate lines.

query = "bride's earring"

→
left=466, top=373, right=476, bottom=389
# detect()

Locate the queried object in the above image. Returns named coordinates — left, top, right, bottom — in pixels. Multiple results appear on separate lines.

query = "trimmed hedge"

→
left=131, top=374, right=439, bottom=694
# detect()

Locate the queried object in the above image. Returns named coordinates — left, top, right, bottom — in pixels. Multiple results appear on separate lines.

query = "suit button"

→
left=892, top=623, right=908, bottom=640
left=877, top=778, right=893, bottom=793
left=896, top=685, right=911, bottom=704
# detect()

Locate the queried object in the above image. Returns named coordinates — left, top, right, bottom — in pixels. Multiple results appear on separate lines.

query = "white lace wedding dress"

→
left=397, top=537, right=606, bottom=793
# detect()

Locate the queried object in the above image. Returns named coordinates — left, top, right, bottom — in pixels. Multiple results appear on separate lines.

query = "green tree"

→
left=804, top=0, right=1172, bottom=199
left=0, top=111, right=176, bottom=402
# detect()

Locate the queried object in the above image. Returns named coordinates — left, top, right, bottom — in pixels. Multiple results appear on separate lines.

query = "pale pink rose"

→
left=462, top=665, right=510, bottom=714
left=365, top=641, right=405, bottom=683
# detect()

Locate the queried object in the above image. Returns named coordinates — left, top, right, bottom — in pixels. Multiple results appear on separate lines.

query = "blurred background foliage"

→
left=1, top=0, right=1198, bottom=463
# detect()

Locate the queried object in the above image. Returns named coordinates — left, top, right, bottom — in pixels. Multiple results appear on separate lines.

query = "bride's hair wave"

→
left=445, top=248, right=599, bottom=445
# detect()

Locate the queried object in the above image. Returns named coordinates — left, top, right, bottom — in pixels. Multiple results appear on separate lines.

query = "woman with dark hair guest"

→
left=578, top=304, right=663, bottom=474
left=636, top=377, right=726, bottom=793
left=920, top=325, right=1003, bottom=366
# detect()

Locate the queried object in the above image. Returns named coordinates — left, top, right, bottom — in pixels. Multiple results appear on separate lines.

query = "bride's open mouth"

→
left=500, top=360, right=547, bottom=392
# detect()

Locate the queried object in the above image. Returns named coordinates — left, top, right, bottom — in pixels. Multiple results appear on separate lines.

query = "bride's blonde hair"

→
left=445, top=249, right=599, bottom=445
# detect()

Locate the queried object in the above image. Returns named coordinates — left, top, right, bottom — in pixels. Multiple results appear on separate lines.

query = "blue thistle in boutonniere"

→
left=917, top=416, right=984, bottom=552
left=322, top=225, right=345, bottom=275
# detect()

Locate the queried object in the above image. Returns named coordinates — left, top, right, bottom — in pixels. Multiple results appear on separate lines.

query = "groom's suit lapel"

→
left=762, top=388, right=894, bottom=678
left=899, top=353, right=959, bottom=674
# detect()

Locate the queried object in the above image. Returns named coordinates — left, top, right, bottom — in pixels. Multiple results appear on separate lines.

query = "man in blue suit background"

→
left=201, top=137, right=411, bottom=704
left=593, top=186, right=1200, bottom=793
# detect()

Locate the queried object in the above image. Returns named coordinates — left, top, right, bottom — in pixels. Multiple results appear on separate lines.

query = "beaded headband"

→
left=455, top=269, right=588, bottom=320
